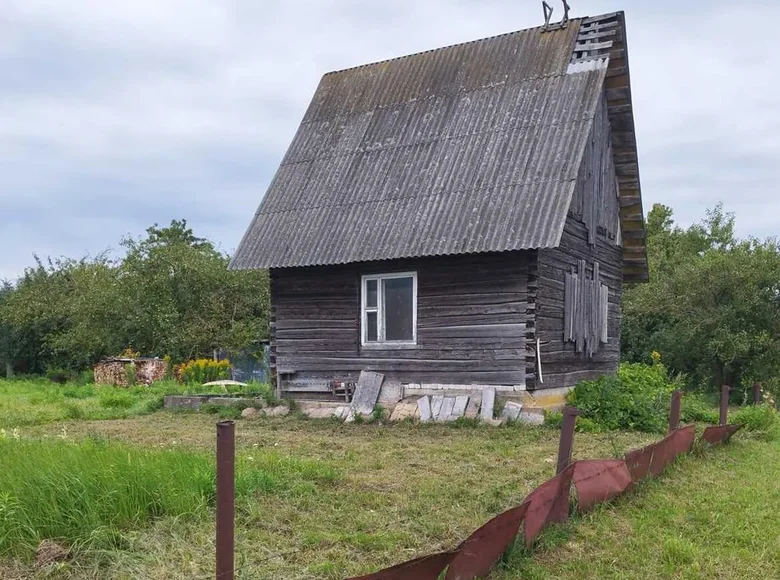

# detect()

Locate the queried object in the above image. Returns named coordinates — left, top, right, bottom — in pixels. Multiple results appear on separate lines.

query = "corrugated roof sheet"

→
left=231, top=20, right=610, bottom=270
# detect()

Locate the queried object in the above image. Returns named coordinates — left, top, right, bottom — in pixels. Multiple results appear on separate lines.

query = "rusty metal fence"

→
left=214, top=387, right=745, bottom=580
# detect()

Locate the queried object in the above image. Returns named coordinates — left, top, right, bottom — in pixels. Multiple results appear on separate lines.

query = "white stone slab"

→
left=465, top=396, right=480, bottom=419
left=334, top=406, right=351, bottom=421
left=351, top=371, right=385, bottom=415
left=480, top=388, right=496, bottom=422
left=518, top=411, right=545, bottom=426
left=501, top=401, right=523, bottom=422
left=437, top=397, right=456, bottom=422
left=418, top=396, right=432, bottom=422
left=450, top=396, right=469, bottom=420
left=430, top=396, right=444, bottom=420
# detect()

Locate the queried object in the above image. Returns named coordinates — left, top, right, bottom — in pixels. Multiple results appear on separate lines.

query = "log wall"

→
left=271, top=252, right=531, bottom=392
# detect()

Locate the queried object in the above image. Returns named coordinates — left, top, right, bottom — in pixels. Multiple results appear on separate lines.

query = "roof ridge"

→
left=321, top=17, right=586, bottom=79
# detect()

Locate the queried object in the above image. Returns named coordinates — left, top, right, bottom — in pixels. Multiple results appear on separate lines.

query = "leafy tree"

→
left=623, top=204, right=780, bottom=395
left=0, top=220, right=270, bottom=374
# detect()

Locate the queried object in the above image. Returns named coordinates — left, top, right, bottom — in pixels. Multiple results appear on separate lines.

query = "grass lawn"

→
left=0, top=378, right=274, bottom=428
left=0, top=379, right=777, bottom=579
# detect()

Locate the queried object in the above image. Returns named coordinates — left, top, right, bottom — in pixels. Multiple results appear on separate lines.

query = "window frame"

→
left=360, top=271, right=418, bottom=348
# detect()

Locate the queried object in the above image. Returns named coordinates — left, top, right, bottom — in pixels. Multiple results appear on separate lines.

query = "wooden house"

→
left=230, top=11, right=648, bottom=404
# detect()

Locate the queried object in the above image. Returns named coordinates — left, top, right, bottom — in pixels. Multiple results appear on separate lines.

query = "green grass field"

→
left=0, top=378, right=274, bottom=428
left=0, top=379, right=778, bottom=579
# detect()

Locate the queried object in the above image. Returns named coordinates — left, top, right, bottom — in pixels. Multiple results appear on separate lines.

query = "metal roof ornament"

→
left=561, top=0, right=571, bottom=28
left=542, top=1, right=570, bottom=32
left=542, top=1, right=554, bottom=31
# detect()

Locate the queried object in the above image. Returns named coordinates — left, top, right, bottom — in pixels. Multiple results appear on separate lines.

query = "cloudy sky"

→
left=1, top=0, right=778, bottom=281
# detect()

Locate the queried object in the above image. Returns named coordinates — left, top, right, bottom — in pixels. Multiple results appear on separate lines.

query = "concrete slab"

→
left=378, top=380, right=403, bottom=405
left=465, top=396, right=480, bottom=419
left=418, top=396, right=432, bottom=422
left=437, top=397, right=456, bottom=422
left=480, top=388, right=496, bottom=422
left=449, top=396, right=469, bottom=420
left=351, top=371, right=385, bottom=415
left=430, top=396, right=444, bottom=419
left=306, top=407, right=336, bottom=419
left=390, top=402, right=419, bottom=422
left=501, top=401, right=523, bottom=422
left=334, top=406, right=351, bottom=421
left=518, top=411, right=545, bottom=426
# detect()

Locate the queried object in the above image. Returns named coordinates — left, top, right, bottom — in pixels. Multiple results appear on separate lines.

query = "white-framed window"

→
left=361, top=272, right=417, bottom=346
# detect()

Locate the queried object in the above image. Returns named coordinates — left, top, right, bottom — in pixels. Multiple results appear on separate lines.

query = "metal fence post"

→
left=556, top=407, right=580, bottom=475
left=216, top=421, right=235, bottom=580
left=719, top=385, right=730, bottom=427
left=753, top=383, right=761, bottom=405
left=668, top=390, right=682, bottom=433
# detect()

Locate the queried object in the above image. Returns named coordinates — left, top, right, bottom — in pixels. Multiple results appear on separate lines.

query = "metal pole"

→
left=753, top=383, right=761, bottom=405
left=719, top=385, right=730, bottom=427
left=216, top=421, right=235, bottom=580
left=668, top=390, right=682, bottom=433
left=556, top=407, right=580, bottom=475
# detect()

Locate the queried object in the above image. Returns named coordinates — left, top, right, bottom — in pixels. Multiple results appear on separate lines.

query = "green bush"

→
left=74, top=369, right=94, bottom=386
left=567, top=362, right=676, bottom=433
left=62, top=401, right=86, bottom=420
left=681, top=394, right=719, bottom=424
left=45, top=368, right=72, bottom=385
left=98, top=390, right=135, bottom=409
left=61, top=385, right=96, bottom=399
left=124, top=363, right=137, bottom=387
left=201, top=402, right=245, bottom=420
left=733, top=404, right=780, bottom=440
left=176, top=359, right=231, bottom=385
left=544, top=410, right=603, bottom=433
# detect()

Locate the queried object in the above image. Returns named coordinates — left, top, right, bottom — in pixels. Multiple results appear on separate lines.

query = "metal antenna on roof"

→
left=561, top=0, right=571, bottom=28
left=542, top=1, right=554, bottom=31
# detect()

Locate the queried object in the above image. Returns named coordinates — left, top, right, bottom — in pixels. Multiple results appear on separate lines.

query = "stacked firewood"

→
left=94, top=358, right=166, bottom=387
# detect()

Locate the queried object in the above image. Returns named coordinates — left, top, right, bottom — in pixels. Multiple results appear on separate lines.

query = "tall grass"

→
left=0, top=378, right=276, bottom=428
left=0, top=437, right=340, bottom=558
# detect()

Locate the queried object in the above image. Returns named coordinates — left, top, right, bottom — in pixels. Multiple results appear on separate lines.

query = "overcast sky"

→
left=1, top=0, right=778, bottom=281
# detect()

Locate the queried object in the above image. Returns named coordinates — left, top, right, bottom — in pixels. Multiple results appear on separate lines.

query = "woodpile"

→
left=94, top=358, right=166, bottom=387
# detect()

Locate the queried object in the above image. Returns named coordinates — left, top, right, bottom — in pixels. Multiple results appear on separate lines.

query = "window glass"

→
left=383, top=277, right=413, bottom=341
left=366, top=311, right=378, bottom=342
left=366, top=279, right=377, bottom=308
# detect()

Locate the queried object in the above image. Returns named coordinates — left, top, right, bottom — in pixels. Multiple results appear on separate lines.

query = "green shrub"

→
left=45, top=368, right=72, bottom=384
left=200, top=402, right=244, bottom=420
left=61, top=385, right=96, bottom=399
left=98, top=390, right=135, bottom=409
left=74, top=369, right=94, bottom=386
left=124, top=363, right=137, bottom=387
left=681, top=394, right=719, bottom=424
left=733, top=404, right=780, bottom=440
left=567, top=362, right=675, bottom=433
left=62, top=402, right=86, bottom=420
left=175, top=359, right=231, bottom=384
left=544, top=410, right=603, bottom=433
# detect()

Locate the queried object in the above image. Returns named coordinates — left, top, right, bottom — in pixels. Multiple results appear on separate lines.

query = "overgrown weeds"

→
left=733, top=404, right=780, bottom=440
left=0, top=379, right=275, bottom=428
left=0, top=436, right=340, bottom=559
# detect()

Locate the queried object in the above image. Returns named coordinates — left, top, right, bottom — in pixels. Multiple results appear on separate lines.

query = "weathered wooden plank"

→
left=574, top=40, right=614, bottom=52
left=419, top=324, right=526, bottom=339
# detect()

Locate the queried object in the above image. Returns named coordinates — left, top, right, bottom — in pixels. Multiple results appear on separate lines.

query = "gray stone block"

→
left=480, top=388, right=496, bottom=422
left=418, top=396, right=432, bottom=422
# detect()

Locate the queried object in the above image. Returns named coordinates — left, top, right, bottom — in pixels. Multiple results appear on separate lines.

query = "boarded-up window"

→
left=564, top=260, right=609, bottom=357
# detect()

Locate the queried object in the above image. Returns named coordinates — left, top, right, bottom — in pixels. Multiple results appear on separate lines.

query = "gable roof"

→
left=231, top=12, right=648, bottom=281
